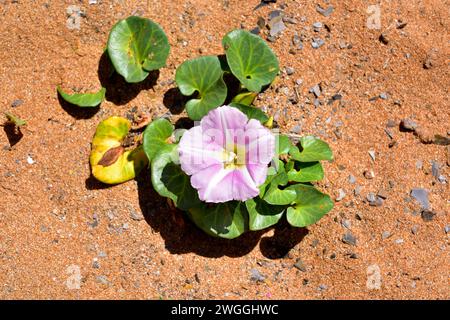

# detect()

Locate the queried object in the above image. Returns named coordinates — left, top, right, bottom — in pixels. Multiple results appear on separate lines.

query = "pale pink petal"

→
left=246, top=163, right=269, bottom=186
left=245, top=119, right=275, bottom=165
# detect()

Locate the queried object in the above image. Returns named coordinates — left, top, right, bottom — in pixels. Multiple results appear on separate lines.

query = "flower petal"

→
left=246, top=163, right=269, bottom=186
left=179, top=126, right=225, bottom=175
left=245, top=119, right=275, bottom=165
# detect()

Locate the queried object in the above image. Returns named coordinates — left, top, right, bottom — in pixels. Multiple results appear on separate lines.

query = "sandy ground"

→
left=0, top=0, right=449, bottom=299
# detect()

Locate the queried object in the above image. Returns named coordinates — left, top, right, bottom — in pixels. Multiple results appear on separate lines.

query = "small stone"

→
left=366, top=192, right=376, bottom=203
left=295, top=78, right=303, bottom=86
left=316, top=4, right=334, bottom=17
left=27, top=155, right=35, bottom=165
left=290, top=124, right=302, bottom=134
left=348, top=175, right=356, bottom=184
left=312, top=22, right=323, bottom=32
left=349, top=253, right=358, bottom=259
left=410, top=188, right=429, bottom=210
left=130, top=208, right=144, bottom=221
left=336, top=189, right=346, bottom=202
left=368, top=150, right=376, bottom=161
left=384, top=128, right=394, bottom=139
left=268, top=16, right=286, bottom=37
left=318, top=284, right=328, bottom=291
left=363, top=170, right=375, bottom=179
left=411, top=225, right=419, bottom=235
left=395, top=238, right=404, bottom=244
left=256, top=16, right=266, bottom=29
left=285, top=66, right=295, bottom=75
left=420, top=210, right=435, bottom=222
left=444, top=225, right=450, bottom=234
left=416, top=160, right=423, bottom=169
left=293, top=258, right=307, bottom=272
left=377, top=189, right=388, bottom=199
left=342, top=232, right=357, bottom=246
left=342, top=219, right=351, bottom=229
left=250, top=26, right=260, bottom=35
left=92, top=260, right=100, bottom=269
left=382, top=231, right=391, bottom=239
left=309, top=84, right=321, bottom=97
left=379, top=92, right=388, bottom=100
left=354, top=185, right=362, bottom=196
left=379, top=33, right=389, bottom=45
left=400, top=118, right=418, bottom=131
left=11, top=99, right=23, bottom=108
left=431, top=161, right=440, bottom=179
left=311, top=38, right=325, bottom=49
left=96, top=275, right=110, bottom=286
left=386, top=119, right=397, bottom=128
left=250, top=268, right=265, bottom=282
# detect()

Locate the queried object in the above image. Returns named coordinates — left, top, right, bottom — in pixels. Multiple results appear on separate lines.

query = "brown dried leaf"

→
left=98, top=146, right=124, bottom=167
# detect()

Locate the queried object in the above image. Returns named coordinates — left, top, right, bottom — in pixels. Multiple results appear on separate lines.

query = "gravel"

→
left=285, top=66, right=295, bottom=75
left=313, top=22, right=323, bottom=32
left=311, top=38, right=325, bottom=49
left=336, top=189, right=346, bottom=202
left=250, top=268, right=266, bottom=282
left=130, top=207, right=145, bottom=221
left=421, top=210, right=435, bottom=222
left=410, top=188, right=430, bottom=210
left=368, top=150, right=376, bottom=161
left=316, top=4, right=334, bottom=17
left=11, top=99, right=23, bottom=108
left=310, top=84, right=321, bottom=97
left=445, top=225, right=450, bottom=234
left=382, top=231, right=391, bottom=239
left=400, top=118, right=418, bottom=131
left=348, top=175, right=356, bottom=184
left=431, top=161, right=440, bottom=179
left=342, top=232, right=357, bottom=246
left=293, top=258, right=307, bottom=272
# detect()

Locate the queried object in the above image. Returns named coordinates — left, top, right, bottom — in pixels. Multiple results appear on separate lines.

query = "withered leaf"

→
left=98, top=146, right=124, bottom=167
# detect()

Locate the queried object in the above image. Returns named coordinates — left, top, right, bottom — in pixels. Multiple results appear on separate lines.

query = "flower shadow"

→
left=136, top=170, right=308, bottom=259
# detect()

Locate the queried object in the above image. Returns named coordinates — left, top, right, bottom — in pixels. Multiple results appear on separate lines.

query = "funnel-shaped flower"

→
left=179, top=105, right=275, bottom=203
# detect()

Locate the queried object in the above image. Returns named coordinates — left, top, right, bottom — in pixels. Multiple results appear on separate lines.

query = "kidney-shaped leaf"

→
left=143, top=118, right=174, bottom=161
left=245, top=197, right=286, bottom=231
left=175, top=56, right=227, bottom=120
left=107, top=16, right=170, bottom=83
left=223, top=29, right=279, bottom=92
left=188, top=202, right=247, bottom=239
left=90, top=116, right=148, bottom=184
left=262, top=163, right=296, bottom=205
left=151, top=144, right=201, bottom=210
left=57, top=86, right=105, bottom=107
left=287, top=161, right=324, bottom=182
left=290, top=136, right=333, bottom=162
left=285, top=184, right=333, bottom=227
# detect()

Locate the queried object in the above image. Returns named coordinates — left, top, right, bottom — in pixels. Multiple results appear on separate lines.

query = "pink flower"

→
left=179, top=106, right=275, bottom=203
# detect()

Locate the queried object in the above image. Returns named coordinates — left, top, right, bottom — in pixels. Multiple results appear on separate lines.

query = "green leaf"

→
left=4, top=112, right=26, bottom=127
left=290, top=136, right=333, bottom=162
left=175, top=56, right=227, bottom=120
left=277, top=134, right=291, bottom=155
left=188, top=202, right=247, bottom=239
left=262, top=162, right=296, bottom=205
left=231, top=91, right=257, bottom=106
left=287, top=161, right=324, bottom=182
left=90, top=116, right=148, bottom=185
left=57, top=86, right=105, bottom=107
left=142, top=118, right=174, bottom=161
left=285, top=184, right=333, bottom=227
left=229, top=102, right=269, bottom=123
left=151, top=144, right=201, bottom=210
left=107, top=16, right=170, bottom=83
left=245, top=197, right=286, bottom=231
left=222, top=29, right=279, bottom=92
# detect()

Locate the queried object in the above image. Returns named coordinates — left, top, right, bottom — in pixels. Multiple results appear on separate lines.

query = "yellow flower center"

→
left=223, top=143, right=246, bottom=169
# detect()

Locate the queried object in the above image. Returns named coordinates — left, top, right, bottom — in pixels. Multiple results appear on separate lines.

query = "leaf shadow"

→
left=3, top=123, right=23, bottom=147
left=163, top=87, right=188, bottom=115
left=58, top=94, right=100, bottom=120
left=85, top=174, right=115, bottom=190
left=98, top=51, right=159, bottom=105
left=136, top=170, right=307, bottom=259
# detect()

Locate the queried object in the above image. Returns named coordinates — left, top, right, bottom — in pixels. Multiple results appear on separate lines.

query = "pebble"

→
left=348, top=175, right=356, bottom=184
left=386, top=119, right=397, bottom=128
left=310, top=84, right=321, bottom=97
left=250, top=268, right=266, bottom=282
left=377, top=189, right=388, bottom=199
left=410, top=188, right=429, bottom=210
left=342, top=219, right=351, bottom=229
left=368, top=150, right=376, bottom=161
left=431, top=161, right=440, bottom=179
left=290, top=124, right=302, bottom=134
left=285, top=66, right=295, bottom=75
left=293, top=258, right=307, bottom=272
left=421, top=210, right=435, bottom=222
left=96, top=275, right=110, bottom=285
left=382, top=231, right=391, bottom=239
left=445, top=225, right=450, bottom=234
left=395, top=239, right=404, bottom=244
left=311, top=38, right=325, bottom=49
left=400, top=118, right=418, bottom=131
left=312, top=22, right=323, bottom=32
left=336, top=189, right=346, bottom=202
left=379, top=92, right=388, bottom=100
left=363, top=170, right=375, bottom=179
left=268, top=15, right=286, bottom=37
left=316, top=4, right=334, bottom=17
left=11, top=99, right=23, bottom=108
left=342, top=232, right=357, bottom=246
left=318, top=284, right=328, bottom=291
left=130, top=207, right=145, bottom=221
left=27, top=155, right=35, bottom=165
left=411, top=225, right=419, bottom=235
left=416, top=160, right=423, bottom=169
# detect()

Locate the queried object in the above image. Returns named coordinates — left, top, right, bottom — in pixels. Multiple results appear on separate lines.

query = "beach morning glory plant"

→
left=60, top=16, right=334, bottom=239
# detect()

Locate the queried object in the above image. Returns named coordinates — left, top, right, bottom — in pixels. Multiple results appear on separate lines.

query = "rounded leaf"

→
left=229, top=102, right=269, bottom=123
left=142, top=118, right=174, bottom=161
left=107, top=16, right=170, bottom=83
left=57, top=86, right=105, bottom=107
left=188, top=202, right=247, bottom=239
left=245, top=197, right=285, bottom=231
left=223, top=29, right=279, bottom=92
left=175, top=56, right=227, bottom=120
left=285, top=184, right=334, bottom=227
left=289, top=136, right=333, bottom=162
left=90, top=116, right=148, bottom=184
left=287, top=161, right=324, bottom=182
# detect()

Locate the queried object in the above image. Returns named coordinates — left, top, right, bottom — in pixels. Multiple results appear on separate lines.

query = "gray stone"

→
left=411, top=225, right=419, bottom=235
left=445, top=225, right=450, bottom=234
left=311, top=38, right=325, bottom=49
left=313, top=22, right=323, bottom=32
left=336, top=189, right=346, bottom=202
left=421, top=210, right=435, bottom=222
left=342, top=219, right=351, bottom=229
left=316, top=4, right=334, bottom=17
left=342, top=232, right=357, bottom=246
left=285, top=66, right=295, bottom=75
left=268, top=16, right=286, bottom=37
left=382, top=231, right=391, bottom=239
left=410, top=188, right=429, bottom=210
left=130, top=207, right=144, bottom=221
left=310, top=84, right=321, bottom=97
left=431, top=161, right=440, bottom=179
left=368, top=150, right=376, bottom=161
left=379, top=92, right=388, bottom=100
left=395, top=238, right=404, bottom=244
left=294, top=258, right=307, bottom=272
left=250, top=268, right=265, bottom=282
left=11, top=99, right=23, bottom=108
left=348, top=175, right=356, bottom=184
left=400, top=118, right=418, bottom=131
